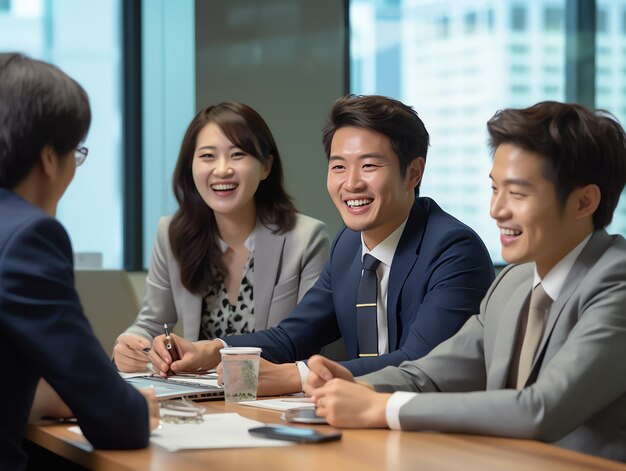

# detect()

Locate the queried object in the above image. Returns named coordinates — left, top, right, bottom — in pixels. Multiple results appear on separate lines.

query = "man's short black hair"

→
left=0, top=53, right=91, bottom=189
left=487, top=101, right=626, bottom=229
left=322, top=94, right=429, bottom=195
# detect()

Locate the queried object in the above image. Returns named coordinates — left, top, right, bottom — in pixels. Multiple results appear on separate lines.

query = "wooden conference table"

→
left=26, top=399, right=626, bottom=471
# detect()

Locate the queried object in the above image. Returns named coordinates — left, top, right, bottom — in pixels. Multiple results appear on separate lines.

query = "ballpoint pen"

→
left=163, top=323, right=179, bottom=362
left=164, top=323, right=173, bottom=351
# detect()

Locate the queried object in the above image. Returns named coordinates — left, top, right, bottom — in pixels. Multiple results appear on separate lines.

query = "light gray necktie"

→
left=516, top=283, right=553, bottom=389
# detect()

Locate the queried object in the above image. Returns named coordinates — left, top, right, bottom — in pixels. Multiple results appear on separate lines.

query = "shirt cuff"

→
left=296, top=361, right=309, bottom=391
left=386, top=391, right=418, bottom=430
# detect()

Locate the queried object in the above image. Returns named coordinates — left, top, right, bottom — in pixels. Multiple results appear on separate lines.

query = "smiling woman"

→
left=192, top=121, right=271, bottom=232
left=113, top=102, right=330, bottom=373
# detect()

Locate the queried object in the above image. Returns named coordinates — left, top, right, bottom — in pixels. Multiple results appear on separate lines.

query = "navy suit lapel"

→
left=387, top=201, right=426, bottom=349
left=341, top=248, right=365, bottom=356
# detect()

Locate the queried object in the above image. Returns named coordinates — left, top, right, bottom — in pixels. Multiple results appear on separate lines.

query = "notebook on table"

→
left=125, top=375, right=224, bottom=400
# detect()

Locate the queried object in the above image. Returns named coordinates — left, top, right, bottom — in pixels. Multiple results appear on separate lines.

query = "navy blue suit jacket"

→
left=0, top=189, right=149, bottom=471
left=227, top=197, right=495, bottom=376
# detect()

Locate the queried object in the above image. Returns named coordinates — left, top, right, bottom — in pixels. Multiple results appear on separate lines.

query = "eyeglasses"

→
left=160, top=398, right=206, bottom=424
left=75, top=146, right=88, bottom=167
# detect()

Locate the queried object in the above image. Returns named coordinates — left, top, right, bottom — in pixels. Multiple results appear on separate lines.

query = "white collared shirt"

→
left=215, top=222, right=257, bottom=255
left=296, top=218, right=409, bottom=388
left=361, top=218, right=408, bottom=356
left=532, top=233, right=592, bottom=300
left=385, top=232, right=594, bottom=430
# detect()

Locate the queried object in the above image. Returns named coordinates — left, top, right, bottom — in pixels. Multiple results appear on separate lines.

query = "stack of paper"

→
left=69, top=413, right=293, bottom=452
left=240, top=398, right=315, bottom=411
left=150, top=413, right=293, bottom=451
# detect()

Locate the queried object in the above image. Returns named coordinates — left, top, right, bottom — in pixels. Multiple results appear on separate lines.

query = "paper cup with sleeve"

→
left=220, top=347, right=262, bottom=402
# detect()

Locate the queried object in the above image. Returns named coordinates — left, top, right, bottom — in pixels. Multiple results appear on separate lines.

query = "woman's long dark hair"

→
left=169, top=101, right=296, bottom=294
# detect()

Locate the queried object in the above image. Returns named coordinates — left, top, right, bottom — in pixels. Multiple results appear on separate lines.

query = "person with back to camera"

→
left=0, top=53, right=159, bottom=471
left=114, top=101, right=329, bottom=372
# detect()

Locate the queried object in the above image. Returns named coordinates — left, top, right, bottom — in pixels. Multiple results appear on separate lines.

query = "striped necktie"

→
left=356, top=254, right=381, bottom=357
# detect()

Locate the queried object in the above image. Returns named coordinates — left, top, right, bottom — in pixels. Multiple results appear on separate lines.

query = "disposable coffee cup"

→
left=220, top=347, right=262, bottom=402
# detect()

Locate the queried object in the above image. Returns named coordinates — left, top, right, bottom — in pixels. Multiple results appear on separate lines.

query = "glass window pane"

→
left=544, top=7, right=563, bottom=32
left=597, top=8, right=608, bottom=34
left=350, top=0, right=568, bottom=264
left=511, top=5, right=527, bottom=31
left=597, top=0, right=626, bottom=239
left=141, top=0, right=195, bottom=269
left=0, top=0, right=123, bottom=268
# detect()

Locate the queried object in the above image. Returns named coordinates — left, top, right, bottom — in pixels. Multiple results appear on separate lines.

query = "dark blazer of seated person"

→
left=1, top=190, right=150, bottom=470
left=0, top=53, right=150, bottom=471
left=226, top=196, right=495, bottom=376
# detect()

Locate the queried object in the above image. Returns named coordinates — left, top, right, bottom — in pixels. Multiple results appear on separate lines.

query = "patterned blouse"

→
left=198, top=230, right=256, bottom=340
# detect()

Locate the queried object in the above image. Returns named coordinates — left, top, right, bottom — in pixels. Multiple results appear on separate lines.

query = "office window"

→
left=510, top=44, right=529, bottom=54
left=511, top=64, right=530, bottom=73
left=141, top=0, right=195, bottom=268
left=0, top=0, right=123, bottom=268
left=435, top=15, right=450, bottom=38
left=464, top=11, right=477, bottom=34
left=597, top=8, right=608, bottom=34
left=486, top=8, right=494, bottom=30
left=511, top=5, right=527, bottom=31
left=597, top=0, right=626, bottom=238
left=544, top=7, right=563, bottom=32
left=351, top=0, right=626, bottom=263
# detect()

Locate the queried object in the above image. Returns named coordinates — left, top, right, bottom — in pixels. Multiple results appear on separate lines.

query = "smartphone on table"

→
left=281, top=408, right=327, bottom=424
left=248, top=425, right=341, bottom=443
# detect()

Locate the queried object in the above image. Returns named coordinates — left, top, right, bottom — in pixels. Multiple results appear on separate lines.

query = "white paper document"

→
left=68, top=413, right=293, bottom=452
left=240, top=398, right=315, bottom=412
left=150, top=413, right=293, bottom=451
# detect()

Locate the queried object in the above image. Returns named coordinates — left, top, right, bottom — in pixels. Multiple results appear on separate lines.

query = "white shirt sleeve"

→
left=296, top=361, right=309, bottom=391
left=386, top=391, right=418, bottom=430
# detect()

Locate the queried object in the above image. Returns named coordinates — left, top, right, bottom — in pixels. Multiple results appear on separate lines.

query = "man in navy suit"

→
left=150, top=95, right=494, bottom=395
left=0, top=53, right=158, bottom=471
left=303, top=101, right=626, bottom=462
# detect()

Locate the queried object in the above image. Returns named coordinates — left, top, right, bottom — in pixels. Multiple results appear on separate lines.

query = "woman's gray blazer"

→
left=122, top=213, right=329, bottom=341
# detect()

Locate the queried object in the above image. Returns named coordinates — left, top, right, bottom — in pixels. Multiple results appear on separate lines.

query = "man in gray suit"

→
left=305, top=101, right=626, bottom=462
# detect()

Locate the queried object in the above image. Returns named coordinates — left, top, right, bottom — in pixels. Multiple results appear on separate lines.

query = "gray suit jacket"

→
left=360, top=230, right=626, bottom=461
left=123, top=213, right=329, bottom=341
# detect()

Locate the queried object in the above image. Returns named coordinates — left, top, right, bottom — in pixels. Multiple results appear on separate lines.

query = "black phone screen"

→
left=248, top=425, right=342, bottom=443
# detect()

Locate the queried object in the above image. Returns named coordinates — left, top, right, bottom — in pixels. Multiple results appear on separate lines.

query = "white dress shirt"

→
left=296, top=219, right=409, bottom=388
